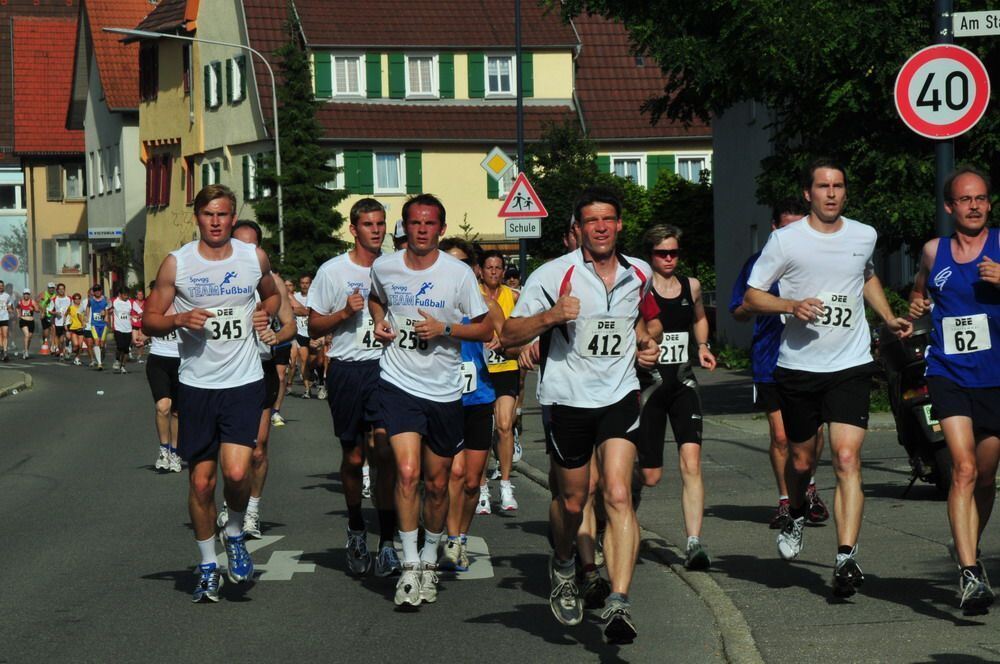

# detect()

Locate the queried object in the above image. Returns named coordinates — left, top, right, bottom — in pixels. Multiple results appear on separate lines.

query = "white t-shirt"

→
left=0, top=292, right=11, bottom=321
left=150, top=304, right=180, bottom=358
left=308, top=251, right=382, bottom=363
left=112, top=298, right=133, bottom=333
left=78, top=297, right=90, bottom=330
left=294, top=292, right=309, bottom=337
left=53, top=295, right=71, bottom=326
left=370, top=250, right=488, bottom=402
left=512, top=249, right=652, bottom=408
left=171, top=238, right=264, bottom=389
left=747, top=217, right=876, bottom=372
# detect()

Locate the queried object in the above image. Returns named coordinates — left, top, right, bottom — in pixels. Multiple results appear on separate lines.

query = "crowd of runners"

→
left=11, top=155, right=995, bottom=642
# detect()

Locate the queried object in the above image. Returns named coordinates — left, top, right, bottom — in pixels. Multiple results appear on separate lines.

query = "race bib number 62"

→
left=207, top=307, right=246, bottom=341
left=943, top=314, right=991, bottom=355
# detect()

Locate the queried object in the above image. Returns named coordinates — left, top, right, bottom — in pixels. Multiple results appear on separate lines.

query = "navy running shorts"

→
left=327, top=359, right=382, bottom=448
left=177, top=380, right=264, bottom=463
left=378, top=378, right=464, bottom=457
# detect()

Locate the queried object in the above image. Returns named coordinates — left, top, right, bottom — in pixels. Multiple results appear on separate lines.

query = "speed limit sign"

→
left=894, top=44, right=991, bottom=139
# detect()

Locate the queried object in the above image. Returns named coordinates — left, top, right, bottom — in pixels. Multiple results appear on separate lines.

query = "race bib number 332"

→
left=207, top=307, right=247, bottom=342
left=814, top=292, right=855, bottom=329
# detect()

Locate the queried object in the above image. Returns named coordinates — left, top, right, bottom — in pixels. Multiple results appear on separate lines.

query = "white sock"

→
left=94, top=347, right=102, bottom=364
left=779, top=495, right=789, bottom=501
left=197, top=537, right=216, bottom=566
left=809, top=477, right=816, bottom=486
left=400, top=529, right=420, bottom=564
left=687, top=535, right=700, bottom=548
left=362, top=465, right=370, bottom=481
left=225, top=509, right=244, bottom=537
left=421, top=530, right=443, bottom=566
left=500, top=479, right=512, bottom=489
left=247, top=496, right=260, bottom=514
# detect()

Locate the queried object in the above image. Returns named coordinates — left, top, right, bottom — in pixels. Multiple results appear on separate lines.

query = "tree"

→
left=557, top=1, right=1000, bottom=253
left=253, top=6, right=346, bottom=278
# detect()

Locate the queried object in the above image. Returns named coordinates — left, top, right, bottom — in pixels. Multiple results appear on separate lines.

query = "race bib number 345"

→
left=207, top=307, right=247, bottom=341
left=577, top=318, right=630, bottom=357
left=814, top=292, right=855, bottom=329
left=943, top=314, right=991, bottom=355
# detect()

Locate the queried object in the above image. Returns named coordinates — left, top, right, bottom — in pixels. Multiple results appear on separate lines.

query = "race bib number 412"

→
left=814, top=292, right=856, bottom=329
left=943, top=314, right=991, bottom=355
left=355, top=316, right=384, bottom=350
left=577, top=318, right=630, bottom=357
left=207, top=307, right=247, bottom=341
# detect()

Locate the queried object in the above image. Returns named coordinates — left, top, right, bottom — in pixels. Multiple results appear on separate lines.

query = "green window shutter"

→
left=388, top=53, right=405, bottom=99
left=405, top=150, right=423, bottom=194
left=42, top=239, right=55, bottom=274
left=46, top=165, right=63, bottom=200
left=226, top=59, right=233, bottom=104
left=213, top=62, right=222, bottom=107
left=646, top=155, right=660, bottom=188
left=242, top=155, right=250, bottom=201
left=365, top=53, right=382, bottom=98
left=343, top=151, right=359, bottom=190
left=468, top=52, right=485, bottom=98
left=439, top=53, right=455, bottom=99
left=204, top=65, right=212, bottom=108
left=520, top=52, right=534, bottom=98
left=357, top=151, right=374, bottom=194
left=314, top=52, right=332, bottom=99
left=596, top=155, right=610, bottom=173
left=238, top=55, right=247, bottom=99
left=213, top=162, right=221, bottom=183
left=486, top=173, right=499, bottom=199
left=201, top=163, right=209, bottom=188
left=661, top=154, right=676, bottom=175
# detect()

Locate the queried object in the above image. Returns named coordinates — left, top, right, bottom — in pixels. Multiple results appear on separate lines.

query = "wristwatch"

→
left=443, top=324, right=453, bottom=337
left=698, top=342, right=711, bottom=349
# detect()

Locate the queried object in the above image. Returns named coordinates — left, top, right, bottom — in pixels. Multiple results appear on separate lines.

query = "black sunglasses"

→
left=652, top=249, right=680, bottom=259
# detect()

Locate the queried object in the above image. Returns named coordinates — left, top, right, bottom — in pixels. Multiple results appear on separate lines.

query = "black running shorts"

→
left=327, top=359, right=382, bottom=448
left=638, top=381, right=703, bottom=469
left=549, top=391, right=641, bottom=469
left=262, top=358, right=279, bottom=410
left=928, top=375, right=1000, bottom=437
left=490, top=369, right=520, bottom=399
left=146, top=353, right=180, bottom=404
left=114, top=330, right=131, bottom=352
left=753, top=382, right=782, bottom=413
left=271, top=343, right=292, bottom=366
left=774, top=363, right=875, bottom=443
left=463, top=401, right=495, bottom=451
left=378, top=378, right=464, bottom=457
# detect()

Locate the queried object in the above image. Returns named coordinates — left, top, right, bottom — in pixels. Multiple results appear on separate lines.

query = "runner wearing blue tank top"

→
left=910, top=168, right=999, bottom=612
left=439, top=239, right=508, bottom=572
left=143, top=185, right=279, bottom=603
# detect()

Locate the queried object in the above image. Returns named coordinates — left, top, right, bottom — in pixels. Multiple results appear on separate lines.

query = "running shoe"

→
left=374, top=545, right=402, bottom=578
left=769, top=499, right=791, bottom=530
left=440, top=538, right=467, bottom=571
left=216, top=502, right=229, bottom=530
left=119, top=366, right=127, bottom=375
left=96, top=363, right=103, bottom=371
left=154, top=447, right=170, bottom=471
left=270, top=411, right=286, bottom=427
left=476, top=485, right=492, bottom=515
left=88, top=360, right=96, bottom=367
left=346, top=528, right=372, bottom=576
left=458, top=541, right=471, bottom=571
left=807, top=484, right=830, bottom=523
left=488, top=466, right=502, bottom=481
left=580, top=569, right=611, bottom=609
left=500, top=483, right=518, bottom=511
left=419, top=562, right=439, bottom=603
left=512, top=426, right=523, bottom=463
left=361, top=476, right=371, bottom=499
left=549, top=556, right=584, bottom=626
left=301, top=388, right=311, bottom=399
left=192, top=563, right=223, bottom=603
left=72, top=358, right=81, bottom=366
left=243, top=511, right=262, bottom=539
left=959, top=568, right=994, bottom=613
left=219, top=533, right=254, bottom=583
left=113, top=360, right=121, bottom=371
left=168, top=451, right=183, bottom=473
left=684, top=540, right=711, bottom=570
left=394, top=563, right=422, bottom=607
left=832, top=548, right=865, bottom=598
left=317, top=385, right=328, bottom=401
left=777, top=516, right=805, bottom=560
left=602, top=597, right=638, bottom=644
left=595, top=534, right=605, bottom=568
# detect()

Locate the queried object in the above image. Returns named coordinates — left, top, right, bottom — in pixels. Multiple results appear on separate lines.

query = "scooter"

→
left=874, top=314, right=951, bottom=496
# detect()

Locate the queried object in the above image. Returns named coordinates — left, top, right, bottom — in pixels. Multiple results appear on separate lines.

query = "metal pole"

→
left=515, top=0, right=527, bottom=278
left=103, top=29, right=284, bottom=261
left=934, top=0, right=954, bottom=237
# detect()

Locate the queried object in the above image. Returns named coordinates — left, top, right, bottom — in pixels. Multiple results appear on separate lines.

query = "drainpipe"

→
left=28, top=164, right=38, bottom=293
left=568, top=18, right=587, bottom=134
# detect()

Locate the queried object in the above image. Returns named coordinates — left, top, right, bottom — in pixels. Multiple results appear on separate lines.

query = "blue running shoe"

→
left=220, top=533, right=254, bottom=583
left=192, top=563, right=223, bottom=603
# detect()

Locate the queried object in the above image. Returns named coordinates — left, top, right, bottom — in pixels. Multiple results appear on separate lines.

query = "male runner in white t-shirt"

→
left=0, top=280, right=11, bottom=361
left=745, top=158, right=911, bottom=598
left=144, top=185, right=278, bottom=603
left=502, top=187, right=659, bottom=643
left=369, top=193, right=492, bottom=607
left=308, top=198, right=400, bottom=578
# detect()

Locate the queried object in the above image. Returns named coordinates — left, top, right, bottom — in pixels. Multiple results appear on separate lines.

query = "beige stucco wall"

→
left=532, top=52, right=573, bottom=99
left=26, top=163, right=89, bottom=295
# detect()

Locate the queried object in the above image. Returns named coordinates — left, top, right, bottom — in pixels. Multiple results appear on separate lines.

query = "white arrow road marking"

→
left=215, top=535, right=316, bottom=581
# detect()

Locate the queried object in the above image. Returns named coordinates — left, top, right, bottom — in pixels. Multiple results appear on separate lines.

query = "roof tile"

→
left=85, top=0, right=156, bottom=110
left=135, top=0, right=191, bottom=34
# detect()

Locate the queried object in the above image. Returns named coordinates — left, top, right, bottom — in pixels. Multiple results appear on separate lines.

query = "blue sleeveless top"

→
left=925, top=228, right=1000, bottom=387
left=460, top=316, right=495, bottom=406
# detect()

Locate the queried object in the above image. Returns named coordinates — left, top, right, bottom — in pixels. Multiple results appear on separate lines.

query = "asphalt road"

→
left=0, top=359, right=722, bottom=663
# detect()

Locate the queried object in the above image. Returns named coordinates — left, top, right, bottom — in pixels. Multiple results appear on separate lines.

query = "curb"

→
left=515, top=458, right=764, bottom=664
left=0, top=372, right=32, bottom=399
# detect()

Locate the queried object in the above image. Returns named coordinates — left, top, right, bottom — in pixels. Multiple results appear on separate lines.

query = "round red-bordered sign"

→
left=895, top=45, right=990, bottom=139
left=895, top=44, right=990, bottom=139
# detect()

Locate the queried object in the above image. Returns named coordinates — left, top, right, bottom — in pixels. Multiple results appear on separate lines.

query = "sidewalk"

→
left=0, top=370, right=31, bottom=399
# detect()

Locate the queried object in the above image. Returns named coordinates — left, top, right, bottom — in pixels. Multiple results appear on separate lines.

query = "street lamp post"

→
left=104, top=27, right=284, bottom=261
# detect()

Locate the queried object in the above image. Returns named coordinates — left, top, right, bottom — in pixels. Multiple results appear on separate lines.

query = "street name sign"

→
left=505, top=218, right=541, bottom=239
left=953, top=10, right=1000, bottom=37
left=894, top=44, right=991, bottom=139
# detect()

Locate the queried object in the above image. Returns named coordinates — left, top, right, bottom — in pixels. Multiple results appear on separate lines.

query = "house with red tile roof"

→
left=68, top=0, right=156, bottom=292
left=11, top=15, right=90, bottom=296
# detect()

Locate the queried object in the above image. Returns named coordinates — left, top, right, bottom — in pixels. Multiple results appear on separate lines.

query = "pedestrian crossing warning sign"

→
left=497, top=173, right=548, bottom=219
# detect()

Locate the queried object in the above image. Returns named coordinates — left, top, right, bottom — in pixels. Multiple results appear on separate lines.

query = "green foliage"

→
left=866, top=286, right=911, bottom=326
left=556, top=0, right=1000, bottom=253
left=715, top=343, right=750, bottom=371
left=457, top=213, right=480, bottom=242
left=253, top=6, right=347, bottom=278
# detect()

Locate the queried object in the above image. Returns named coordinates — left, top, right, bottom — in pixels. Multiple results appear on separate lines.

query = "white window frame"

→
left=324, top=151, right=345, bottom=190
left=331, top=53, right=364, bottom=98
left=404, top=54, right=438, bottom=99
left=485, top=53, right=516, bottom=98
left=229, top=57, right=245, bottom=103
left=64, top=163, right=86, bottom=200
left=112, top=145, right=122, bottom=191
left=88, top=152, right=96, bottom=198
left=54, top=238, right=87, bottom=275
left=97, top=148, right=106, bottom=195
left=610, top=153, right=645, bottom=185
left=373, top=151, right=405, bottom=194
left=0, top=183, right=24, bottom=210
left=676, top=154, right=711, bottom=183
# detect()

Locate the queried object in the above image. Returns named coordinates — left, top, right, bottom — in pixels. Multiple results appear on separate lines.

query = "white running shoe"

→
left=154, top=447, right=170, bottom=471
left=113, top=360, right=121, bottom=371
left=394, top=563, right=422, bottom=606
left=216, top=502, right=229, bottom=530
left=270, top=411, right=286, bottom=427
left=476, top=485, right=492, bottom=515
left=72, top=358, right=81, bottom=366
left=168, top=451, right=183, bottom=473
left=243, top=511, right=262, bottom=539
left=500, top=483, right=518, bottom=511
left=317, top=385, right=328, bottom=400
left=777, top=516, right=805, bottom=560
left=419, top=563, right=439, bottom=603
left=362, top=476, right=371, bottom=499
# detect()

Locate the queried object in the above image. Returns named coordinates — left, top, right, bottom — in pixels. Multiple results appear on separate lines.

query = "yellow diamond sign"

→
left=481, top=146, right=515, bottom=181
